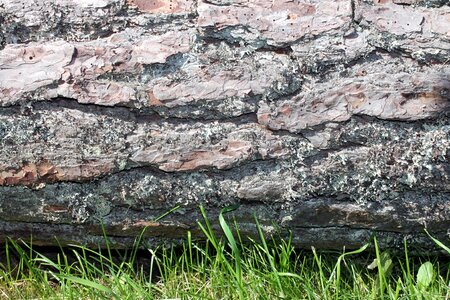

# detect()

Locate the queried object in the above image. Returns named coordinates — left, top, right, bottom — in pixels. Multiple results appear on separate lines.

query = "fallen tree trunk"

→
left=0, top=0, right=449, bottom=250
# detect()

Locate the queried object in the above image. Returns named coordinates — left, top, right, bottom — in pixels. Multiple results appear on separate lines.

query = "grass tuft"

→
left=0, top=208, right=449, bottom=299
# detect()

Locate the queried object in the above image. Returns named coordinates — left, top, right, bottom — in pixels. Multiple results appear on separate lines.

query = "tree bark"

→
left=0, top=0, right=449, bottom=250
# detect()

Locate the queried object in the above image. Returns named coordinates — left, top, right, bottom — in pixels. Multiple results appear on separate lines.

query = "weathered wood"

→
left=0, top=0, right=449, bottom=250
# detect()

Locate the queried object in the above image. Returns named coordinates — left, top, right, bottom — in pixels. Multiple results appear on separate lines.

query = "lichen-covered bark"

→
left=0, top=0, right=449, bottom=250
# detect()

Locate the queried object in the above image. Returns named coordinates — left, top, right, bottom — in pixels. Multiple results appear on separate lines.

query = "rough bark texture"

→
left=0, top=0, right=449, bottom=250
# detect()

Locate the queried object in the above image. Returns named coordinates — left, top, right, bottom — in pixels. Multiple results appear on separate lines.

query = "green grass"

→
left=0, top=207, right=449, bottom=299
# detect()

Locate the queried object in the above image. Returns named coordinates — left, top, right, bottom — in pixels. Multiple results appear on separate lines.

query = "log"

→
left=0, top=0, right=449, bottom=250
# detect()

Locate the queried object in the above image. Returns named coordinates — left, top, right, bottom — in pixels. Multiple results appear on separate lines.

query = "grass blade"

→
left=58, top=274, right=114, bottom=294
